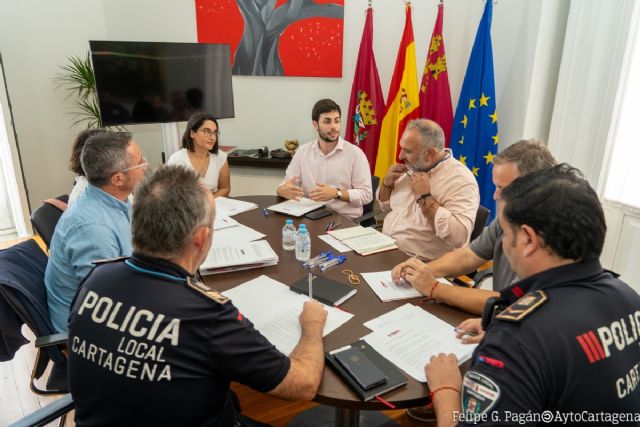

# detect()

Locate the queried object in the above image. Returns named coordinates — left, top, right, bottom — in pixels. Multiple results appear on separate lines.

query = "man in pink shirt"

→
left=378, top=119, right=479, bottom=260
left=277, top=99, right=372, bottom=219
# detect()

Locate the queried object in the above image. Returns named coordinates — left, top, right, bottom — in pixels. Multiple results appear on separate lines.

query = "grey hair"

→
left=132, top=165, right=214, bottom=258
left=81, top=131, right=133, bottom=187
left=406, top=119, right=445, bottom=151
left=494, top=139, right=557, bottom=176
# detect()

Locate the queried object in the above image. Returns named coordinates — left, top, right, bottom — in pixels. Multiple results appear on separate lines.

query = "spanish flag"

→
left=374, top=4, right=420, bottom=178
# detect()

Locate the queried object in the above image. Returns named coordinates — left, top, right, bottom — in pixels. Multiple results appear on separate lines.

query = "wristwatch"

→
left=335, top=189, right=343, bottom=200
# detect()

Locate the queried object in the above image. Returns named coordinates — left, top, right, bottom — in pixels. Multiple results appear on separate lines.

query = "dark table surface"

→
left=203, top=195, right=472, bottom=410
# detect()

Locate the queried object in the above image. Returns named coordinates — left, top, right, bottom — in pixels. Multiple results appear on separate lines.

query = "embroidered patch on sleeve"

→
left=462, top=371, right=501, bottom=415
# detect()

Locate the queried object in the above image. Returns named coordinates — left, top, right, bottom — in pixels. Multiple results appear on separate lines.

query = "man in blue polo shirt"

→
left=45, top=131, right=147, bottom=332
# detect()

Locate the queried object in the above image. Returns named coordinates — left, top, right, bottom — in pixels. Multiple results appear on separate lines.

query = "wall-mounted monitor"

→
left=90, top=41, right=234, bottom=126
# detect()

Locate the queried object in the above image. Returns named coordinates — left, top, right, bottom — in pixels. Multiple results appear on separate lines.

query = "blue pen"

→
left=262, top=208, right=269, bottom=217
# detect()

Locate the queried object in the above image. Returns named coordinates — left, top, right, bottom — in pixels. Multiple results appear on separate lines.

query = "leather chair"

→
left=30, top=195, right=69, bottom=249
left=0, top=239, right=68, bottom=395
left=470, top=205, right=491, bottom=242
left=353, top=175, right=380, bottom=227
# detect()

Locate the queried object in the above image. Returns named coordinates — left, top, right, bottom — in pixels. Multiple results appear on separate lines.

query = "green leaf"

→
left=53, top=51, right=102, bottom=128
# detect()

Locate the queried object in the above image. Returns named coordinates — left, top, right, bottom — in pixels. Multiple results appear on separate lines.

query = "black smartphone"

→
left=304, top=208, right=332, bottom=220
left=334, top=347, right=388, bottom=390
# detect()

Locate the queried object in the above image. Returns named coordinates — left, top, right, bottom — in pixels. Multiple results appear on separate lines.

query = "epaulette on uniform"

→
left=186, top=276, right=230, bottom=305
left=496, top=290, right=548, bottom=323
left=92, top=256, right=128, bottom=265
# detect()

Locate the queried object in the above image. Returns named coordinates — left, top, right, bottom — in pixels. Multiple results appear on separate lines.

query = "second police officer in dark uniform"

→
left=423, top=165, right=640, bottom=426
left=67, top=165, right=328, bottom=427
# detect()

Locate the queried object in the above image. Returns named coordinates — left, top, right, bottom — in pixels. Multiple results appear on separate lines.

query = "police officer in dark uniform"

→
left=422, top=164, right=640, bottom=426
left=67, top=165, right=328, bottom=427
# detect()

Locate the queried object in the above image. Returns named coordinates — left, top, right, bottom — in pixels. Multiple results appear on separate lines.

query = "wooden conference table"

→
left=203, top=196, right=472, bottom=426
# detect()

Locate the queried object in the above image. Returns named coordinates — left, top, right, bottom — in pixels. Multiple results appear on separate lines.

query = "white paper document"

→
left=361, top=271, right=452, bottom=302
left=212, top=224, right=266, bottom=248
left=267, top=198, right=326, bottom=217
left=215, top=197, right=258, bottom=217
left=318, top=234, right=353, bottom=252
left=363, top=303, right=477, bottom=382
left=222, top=275, right=354, bottom=355
left=214, top=215, right=240, bottom=230
left=201, top=240, right=278, bottom=274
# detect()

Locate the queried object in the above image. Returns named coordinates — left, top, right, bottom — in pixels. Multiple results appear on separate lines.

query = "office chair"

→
left=453, top=205, right=492, bottom=288
left=7, top=394, right=74, bottom=427
left=30, top=195, right=69, bottom=249
left=353, top=175, right=380, bottom=227
left=470, top=205, right=490, bottom=242
left=0, top=239, right=69, bottom=395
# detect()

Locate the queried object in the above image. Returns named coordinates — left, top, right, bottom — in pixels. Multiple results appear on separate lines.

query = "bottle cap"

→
left=286, top=219, right=293, bottom=224
left=299, top=224, right=306, bottom=229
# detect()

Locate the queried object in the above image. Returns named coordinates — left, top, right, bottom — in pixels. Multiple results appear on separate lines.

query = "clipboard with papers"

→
left=200, top=240, right=278, bottom=275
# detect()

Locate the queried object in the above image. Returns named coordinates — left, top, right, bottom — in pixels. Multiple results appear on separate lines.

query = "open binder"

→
left=325, top=340, right=407, bottom=402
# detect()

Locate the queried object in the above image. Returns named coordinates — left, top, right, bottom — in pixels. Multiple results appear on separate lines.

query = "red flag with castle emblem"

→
left=419, top=3, right=453, bottom=147
left=346, top=6, right=385, bottom=173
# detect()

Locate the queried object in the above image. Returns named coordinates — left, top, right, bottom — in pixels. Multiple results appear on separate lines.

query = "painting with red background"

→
left=196, top=0, right=344, bottom=77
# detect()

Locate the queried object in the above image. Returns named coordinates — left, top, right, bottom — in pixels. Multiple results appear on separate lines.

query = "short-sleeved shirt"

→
left=459, top=259, right=640, bottom=425
left=45, top=184, right=132, bottom=332
left=167, top=148, right=228, bottom=192
left=68, top=254, right=290, bottom=427
left=468, top=218, right=517, bottom=290
left=282, top=138, right=372, bottom=219
left=378, top=152, right=479, bottom=260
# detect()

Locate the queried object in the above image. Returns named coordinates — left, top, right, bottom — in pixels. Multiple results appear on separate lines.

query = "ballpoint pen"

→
left=319, top=255, right=346, bottom=272
left=328, top=222, right=341, bottom=231
left=325, top=221, right=334, bottom=232
left=454, top=327, right=479, bottom=337
left=308, top=272, right=313, bottom=299
left=262, top=208, right=269, bottom=217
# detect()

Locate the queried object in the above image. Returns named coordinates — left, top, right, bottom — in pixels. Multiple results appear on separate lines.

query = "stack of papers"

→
left=328, top=226, right=397, bottom=255
left=215, top=197, right=258, bottom=216
left=200, top=240, right=278, bottom=275
left=268, top=198, right=326, bottom=217
left=212, top=224, right=266, bottom=249
left=222, top=275, right=353, bottom=355
left=362, top=304, right=477, bottom=382
left=361, top=271, right=452, bottom=302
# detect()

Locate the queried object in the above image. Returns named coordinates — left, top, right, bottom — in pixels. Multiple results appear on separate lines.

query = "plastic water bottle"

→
left=295, top=224, right=311, bottom=261
left=282, top=219, right=296, bottom=251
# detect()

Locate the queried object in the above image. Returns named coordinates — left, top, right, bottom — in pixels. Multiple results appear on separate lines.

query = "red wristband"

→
left=428, top=385, right=460, bottom=403
left=429, top=279, right=440, bottom=300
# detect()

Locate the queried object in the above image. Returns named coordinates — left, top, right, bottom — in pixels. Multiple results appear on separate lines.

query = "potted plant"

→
left=54, top=52, right=102, bottom=128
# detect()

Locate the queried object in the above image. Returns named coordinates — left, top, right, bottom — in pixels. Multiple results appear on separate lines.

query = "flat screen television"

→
left=90, top=41, right=234, bottom=126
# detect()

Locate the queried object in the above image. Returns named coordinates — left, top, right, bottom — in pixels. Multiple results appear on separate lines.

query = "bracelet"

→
left=429, top=279, right=440, bottom=300
left=428, top=385, right=461, bottom=403
left=416, top=192, right=432, bottom=205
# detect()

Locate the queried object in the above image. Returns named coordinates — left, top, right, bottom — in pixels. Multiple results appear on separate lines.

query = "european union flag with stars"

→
left=451, top=0, right=498, bottom=220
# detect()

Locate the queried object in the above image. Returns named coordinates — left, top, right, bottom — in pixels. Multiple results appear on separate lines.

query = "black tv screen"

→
left=90, top=41, right=234, bottom=126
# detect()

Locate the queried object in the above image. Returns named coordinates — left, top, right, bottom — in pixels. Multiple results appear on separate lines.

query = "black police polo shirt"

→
left=68, top=254, right=290, bottom=427
left=459, top=259, right=640, bottom=426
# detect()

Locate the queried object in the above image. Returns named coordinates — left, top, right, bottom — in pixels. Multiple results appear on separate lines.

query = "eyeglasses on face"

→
left=119, top=157, right=148, bottom=173
left=198, top=129, right=220, bottom=139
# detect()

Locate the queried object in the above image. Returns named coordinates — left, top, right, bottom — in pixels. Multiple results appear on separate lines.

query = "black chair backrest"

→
left=470, top=205, right=491, bottom=242
left=30, top=195, right=68, bottom=249
left=364, top=176, right=380, bottom=215
left=360, top=175, right=380, bottom=227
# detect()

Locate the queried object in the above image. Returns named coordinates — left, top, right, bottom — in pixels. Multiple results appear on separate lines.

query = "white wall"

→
left=0, top=0, right=567, bottom=205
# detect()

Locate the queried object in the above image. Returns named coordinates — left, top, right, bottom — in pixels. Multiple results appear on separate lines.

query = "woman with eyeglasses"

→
left=167, top=112, right=231, bottom=197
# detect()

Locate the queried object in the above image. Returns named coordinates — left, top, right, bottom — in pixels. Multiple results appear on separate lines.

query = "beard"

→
left=406, top=158, right=432, bottom=172
left=318, top=128, right=339, bottom=143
